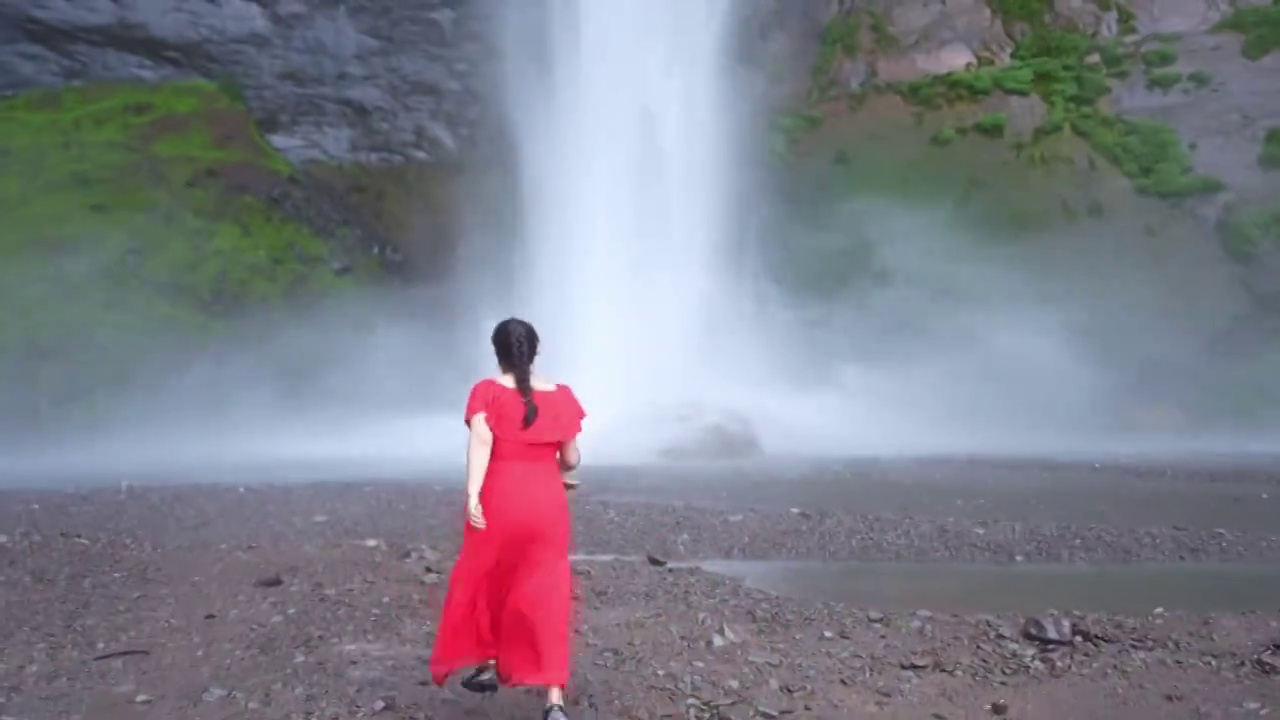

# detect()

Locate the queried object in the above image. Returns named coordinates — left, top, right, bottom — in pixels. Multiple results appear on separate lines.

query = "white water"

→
left=493, top=0, right=747, bottom=455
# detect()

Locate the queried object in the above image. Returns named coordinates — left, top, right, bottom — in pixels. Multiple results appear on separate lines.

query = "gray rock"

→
left=0, top=0, right=485, bottom=164
left=1020, top=615, right=1075, bottom=645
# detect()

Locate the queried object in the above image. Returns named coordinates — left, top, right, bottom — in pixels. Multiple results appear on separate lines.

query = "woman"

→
left=429, top=317, right=585, bottom=720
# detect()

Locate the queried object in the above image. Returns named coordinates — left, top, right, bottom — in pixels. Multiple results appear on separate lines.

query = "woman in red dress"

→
left=429, top=317, right=585, bottom=720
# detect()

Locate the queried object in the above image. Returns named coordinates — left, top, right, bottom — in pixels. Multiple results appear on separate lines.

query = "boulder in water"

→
left=656, top=406, right=763, bottom=462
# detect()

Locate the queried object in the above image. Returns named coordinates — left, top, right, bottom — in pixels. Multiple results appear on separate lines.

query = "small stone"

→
left=901, top=656, right=933, bottom=671
left=755, top=706, right=779, bottom=719
left=988, top=699, right=1009, bottom=716
left=1021, top=616, right=1073, bottom=645
left=254, top=574, right=284, bottom=588
left=646, top=554, right=668, bottom=568
left=133, top=694, right=154, bottom=704
left=866, top=611, right=885, bottom=623
left=202, top=686, right=230, bottom=702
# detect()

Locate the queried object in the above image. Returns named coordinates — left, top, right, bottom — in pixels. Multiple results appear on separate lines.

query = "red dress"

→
left=429, top=379, right=586, bottom=688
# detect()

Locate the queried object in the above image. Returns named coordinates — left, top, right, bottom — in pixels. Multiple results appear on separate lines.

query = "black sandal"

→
left=460, top=663, right=499, bottom=694
left=544, top=704, right=569, bottom=720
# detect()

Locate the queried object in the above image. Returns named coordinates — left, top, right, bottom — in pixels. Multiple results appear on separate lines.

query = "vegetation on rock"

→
left=1214, top=1, right=1280, bottom=61
left=771, top=111, right=826, bottom=159
left=1139, top=45, right=1178, bottom=69
left=810, top=9, right=898, bottom=102
left=0, top=80, right=376, bottom=415
left=1261, top=126, right=1280, bottom=170
left=786, top=0, right=1228, bottom=198
left=810, top=13, right=862, bottom=101
left=1186, top=69, right=1214, bottom=88
left=1145, top=70, right=1183, bottom=92
left=1219, top=201, right=1280, bottom=262
left=889, top=29, right=1221, bottom=198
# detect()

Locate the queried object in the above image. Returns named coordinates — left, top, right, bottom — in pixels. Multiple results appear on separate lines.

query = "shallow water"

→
left=573, top=554, right=1280, bottom=614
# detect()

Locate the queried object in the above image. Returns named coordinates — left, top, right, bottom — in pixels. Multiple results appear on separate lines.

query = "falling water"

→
left=495, top=0, right=744, bottom=444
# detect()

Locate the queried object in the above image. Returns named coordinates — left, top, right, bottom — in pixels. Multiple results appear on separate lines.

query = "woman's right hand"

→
left=466, top=493, right=487, bottom=529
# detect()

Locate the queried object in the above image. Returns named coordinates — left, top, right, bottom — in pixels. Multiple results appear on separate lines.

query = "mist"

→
left=4, top=1, right=1280, bottom=486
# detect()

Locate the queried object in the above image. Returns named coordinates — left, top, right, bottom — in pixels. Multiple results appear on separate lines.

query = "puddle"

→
left=572, top=555, right=1280, bottom=614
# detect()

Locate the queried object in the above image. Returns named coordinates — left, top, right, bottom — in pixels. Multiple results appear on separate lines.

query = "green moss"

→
left=809, top=10, right=904, bottom=102
left=1186, top=69, right=1214, bottom=88
left=1097, top=41, right=1129, bottom=71
left=0, top=80, right=370, bottom=405
left=1116, top=2, right=1139, bottom=35
left=1145, top=70, right=1184, bottom=91
left=930, top=127, right=960, bottom=146
left=770, top=111, right=826, bottom=158
left=886, top=29, right=1221, bottom=199
left=1261, top=126, right=1280, bottom=169
left=811, top=14, right=862, bottom=101
left=991, top=0, right=1052, bottom=30
left=1140, top=45, right=1179, bottom=68
left=866, top=10, right=899, bottom=52
left=1214, top=2, right=1280, bottom=60
left=972, top=113, right=1008, bottom=138
left=1070, top=112, right=1223, bottom=197
left=1218, top=201, right=1280, bottom=262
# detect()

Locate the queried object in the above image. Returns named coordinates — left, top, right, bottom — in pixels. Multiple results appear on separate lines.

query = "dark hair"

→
left=491, top=317, right=540, bottom=428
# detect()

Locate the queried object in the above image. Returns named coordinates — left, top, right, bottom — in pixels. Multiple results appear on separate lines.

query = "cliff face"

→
left=0, top=0, right=487, bottom=164
left=0, top=0, right=836, bottom=165
left=793, top=0, right=1280, bottom=291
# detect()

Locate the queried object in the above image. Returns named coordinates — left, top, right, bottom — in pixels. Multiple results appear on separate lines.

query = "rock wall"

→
left=0, top=0, right=841, bottom=165
left=0, top=0, right=487, bottom=164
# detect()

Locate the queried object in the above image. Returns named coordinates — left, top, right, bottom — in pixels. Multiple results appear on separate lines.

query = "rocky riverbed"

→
left=1, top=479, right=1279, bottom=719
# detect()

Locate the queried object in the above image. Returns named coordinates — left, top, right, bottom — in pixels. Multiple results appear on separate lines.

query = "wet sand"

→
left=1, top=459, right=1279, bottom=718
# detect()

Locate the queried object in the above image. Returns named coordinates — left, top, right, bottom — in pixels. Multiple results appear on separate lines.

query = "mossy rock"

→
left=0, top=80, right=376, bottom=418
left=306, top=161, right=463, bottom=278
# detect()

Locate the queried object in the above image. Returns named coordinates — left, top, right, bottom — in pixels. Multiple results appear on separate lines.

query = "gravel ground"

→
left=1, top=481, right=1279, bottom=719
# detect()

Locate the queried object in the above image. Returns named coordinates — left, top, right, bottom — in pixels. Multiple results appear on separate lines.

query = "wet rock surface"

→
left=1, top=480, right=1278, bottom=718
left=0, top=0, right=487, bottom=164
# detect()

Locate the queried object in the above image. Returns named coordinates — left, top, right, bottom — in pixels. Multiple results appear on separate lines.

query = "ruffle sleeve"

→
left=464, top=379, right=494, bottom=427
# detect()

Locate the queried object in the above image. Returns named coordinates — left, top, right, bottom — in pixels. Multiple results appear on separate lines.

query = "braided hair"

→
left=491, top=317, right=540, bottom=428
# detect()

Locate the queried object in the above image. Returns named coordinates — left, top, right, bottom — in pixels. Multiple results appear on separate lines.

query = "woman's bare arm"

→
left=558, top=437, right=580, bottom=472
left=466, top=413, right=494, bottom=500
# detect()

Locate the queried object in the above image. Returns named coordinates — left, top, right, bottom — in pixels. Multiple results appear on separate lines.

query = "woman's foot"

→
left=543, top=704, right=569, bottom=720
left=460, top=663, right=499, bottom=694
